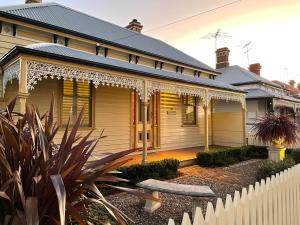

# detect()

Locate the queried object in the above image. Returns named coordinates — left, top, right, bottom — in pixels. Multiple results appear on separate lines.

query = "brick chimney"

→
left=126, top=19, right=143, bottom=33
left=289, top=80, right=296, bottom=87
left=216, top=47, right=230, bottom=69
left=26, top=0, right=42, bottom=3
left=249, top=63, right=262, bottom=76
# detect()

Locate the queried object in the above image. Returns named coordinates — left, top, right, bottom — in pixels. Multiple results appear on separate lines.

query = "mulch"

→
left=106, top=159, right=264, bottom=225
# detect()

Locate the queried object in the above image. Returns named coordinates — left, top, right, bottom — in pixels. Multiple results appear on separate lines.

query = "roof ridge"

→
left=0, top=2, right=57, bottom=11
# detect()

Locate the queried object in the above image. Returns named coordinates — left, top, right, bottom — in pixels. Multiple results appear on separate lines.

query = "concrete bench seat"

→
left=137, top=179, right=215, bottom=213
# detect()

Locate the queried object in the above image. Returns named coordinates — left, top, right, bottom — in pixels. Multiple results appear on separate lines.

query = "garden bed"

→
left=107, top=159, right=264, bottom=225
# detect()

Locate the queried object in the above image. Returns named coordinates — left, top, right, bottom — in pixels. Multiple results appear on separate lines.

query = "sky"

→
left=1, top=0, right=300, bottom=83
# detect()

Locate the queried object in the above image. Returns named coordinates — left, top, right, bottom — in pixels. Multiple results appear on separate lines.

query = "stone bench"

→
left=137, top=179, right=215, bottom=214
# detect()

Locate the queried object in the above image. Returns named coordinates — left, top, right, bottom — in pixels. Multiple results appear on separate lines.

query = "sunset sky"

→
left=1, top=0, right=300, bottom=83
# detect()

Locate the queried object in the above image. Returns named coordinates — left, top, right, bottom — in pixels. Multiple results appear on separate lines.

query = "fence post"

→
left=248, top=185, right=256, bottom=225
left=215, top=198, right=225, bottom=225
left=255, top=181, right=263, bottom=225
left=225, top=194, right=234, bottom=225
left=181, top=213, right=192, bottom=225
left=193, top=207, right=205, bottom=225
left=233, top=191, right=243, bottom=225
left=205, top=202, right=216, bottom=225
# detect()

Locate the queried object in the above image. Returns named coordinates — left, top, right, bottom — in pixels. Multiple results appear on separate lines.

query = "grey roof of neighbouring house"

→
left=246, top=88, right=300, bottom=103
left=216, top=65, right=281, bottom=87
left=0, top=43, right=244, bottom=93
left=0, top=2, right=216, bottom=73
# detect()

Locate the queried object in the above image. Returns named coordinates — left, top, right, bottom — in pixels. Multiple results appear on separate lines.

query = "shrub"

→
left=118, top=159, right=180, bottom=184
left=245, top=145, right=268, bottom=159
left=196, top=146, right=268, bottom=167
left=252, top=113, right=300, bottom=145
left=256, top=158, right=296, bottom=181
left=290, top=149, right=300, bottom=163
left=0, top=97, right=151, bottom=225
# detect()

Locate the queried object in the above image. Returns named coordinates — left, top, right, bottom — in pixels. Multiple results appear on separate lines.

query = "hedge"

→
left=118, top=158, right=180, bottom=184
left=256, top=158, right=296, bottom=181
left=286, top=148, right=300, bottom=164
left=196, top=145, right=268, bottom=167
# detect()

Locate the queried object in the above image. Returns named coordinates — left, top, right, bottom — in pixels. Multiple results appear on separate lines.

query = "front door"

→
left=131, top=91, right=160, bottom=150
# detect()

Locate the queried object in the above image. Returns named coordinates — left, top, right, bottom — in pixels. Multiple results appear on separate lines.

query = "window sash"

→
left=182, top=96, right=197, bottom=125
left=62, top=80, right=92, bottom=127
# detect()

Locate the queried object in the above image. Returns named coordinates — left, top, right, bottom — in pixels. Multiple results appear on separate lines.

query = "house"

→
left=272, top=80, right=300, bottom=98
left=215, top=47, right=300, bottom=145
left=0, top=0, right=247, bottom=162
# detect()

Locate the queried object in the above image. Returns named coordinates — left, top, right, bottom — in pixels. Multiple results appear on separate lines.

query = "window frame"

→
left=182, top=95, right=197, bottom=126
left=60, top=79, right=94, bottom=128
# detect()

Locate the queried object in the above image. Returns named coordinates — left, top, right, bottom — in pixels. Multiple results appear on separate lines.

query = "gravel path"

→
left=107, top=159, right=264, bottom=225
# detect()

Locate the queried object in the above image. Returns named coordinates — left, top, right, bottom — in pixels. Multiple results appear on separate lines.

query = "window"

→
left=61, top=80, right=92, bottom=127
left=182, top=96, right=197, bottom=125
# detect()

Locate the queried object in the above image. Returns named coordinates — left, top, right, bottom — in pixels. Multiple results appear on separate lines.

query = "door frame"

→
left=130, top=91, right=160, bottom=150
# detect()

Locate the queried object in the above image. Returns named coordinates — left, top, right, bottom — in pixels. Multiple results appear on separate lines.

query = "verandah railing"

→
left=168, top=164, right=300, bottom=225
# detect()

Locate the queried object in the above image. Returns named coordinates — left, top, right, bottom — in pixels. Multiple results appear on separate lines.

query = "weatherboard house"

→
left=215, top=47, right=300, bottom=145
left=0, top=0, right=247, bottom=161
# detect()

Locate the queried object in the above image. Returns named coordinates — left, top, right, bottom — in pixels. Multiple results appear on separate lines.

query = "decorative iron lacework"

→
left=27, top=61, right=145, bottom=100
left=207, top=90, right=246, bottom=108
left=3, top=60, right=21, bottom=95
left=147, top=80, right=206, bottom=102
left=273, top=99, right=300, bottom=110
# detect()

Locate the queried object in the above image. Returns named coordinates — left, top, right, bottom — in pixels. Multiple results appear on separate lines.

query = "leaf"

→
left=25, top=197, right=39, bottom=225
left=0, top=191, right=10, bottom=201
left=51, top=175, right=66, bottom=225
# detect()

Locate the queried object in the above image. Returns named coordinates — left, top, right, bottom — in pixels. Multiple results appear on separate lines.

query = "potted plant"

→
left=252, top=113, right=299, bottom=162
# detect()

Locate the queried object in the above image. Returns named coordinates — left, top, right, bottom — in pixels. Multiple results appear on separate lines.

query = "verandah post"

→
left=204, top=90, right=209, bottom=151
left=142, top=80, right=148, bottom=164
left=242, top=104, right=247, bottom=146
left=18, top=59, right=28, bottom=114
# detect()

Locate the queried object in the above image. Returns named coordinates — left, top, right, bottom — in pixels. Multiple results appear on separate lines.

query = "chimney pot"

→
left=249, top=63, right=262, bottom=76
left=26, top=0, right=42, bottom=3
left=126, top=19, right=143, bottom=33
left=289, top=80, right=296, bottom=87
left=216, top=47, right=230, bottom=69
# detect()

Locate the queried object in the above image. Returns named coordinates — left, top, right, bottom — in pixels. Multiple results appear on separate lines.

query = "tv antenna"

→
left=282, top=68, right=289, bottom=82
left=240, top=41, right=253, bottom=65
left=201, top=28, right=231, bottom=50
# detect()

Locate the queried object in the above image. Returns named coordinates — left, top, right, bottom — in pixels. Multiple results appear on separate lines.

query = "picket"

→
left=168, top=164, right=300, bottom=225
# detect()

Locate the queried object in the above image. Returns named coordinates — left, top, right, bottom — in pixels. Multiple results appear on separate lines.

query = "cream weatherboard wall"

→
left=4, top=79, right=132, bottom=154
left=160, top=93, right=212, bottom=150
left=212, top=101, right=243, bottom=147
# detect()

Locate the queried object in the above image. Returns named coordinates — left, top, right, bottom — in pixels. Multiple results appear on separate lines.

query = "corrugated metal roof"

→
left=216, top=65, right=280, bottom=87
left=12, top=43, right=243, bottom=92
left=0, top=2, right=216, bottom=73
left=246, top=88, right=300, bottom=103
left=245, top=89, right=274, bottom=99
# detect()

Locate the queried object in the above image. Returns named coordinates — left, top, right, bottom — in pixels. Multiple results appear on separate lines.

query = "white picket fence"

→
left=168, top=164, right=300, bottom=225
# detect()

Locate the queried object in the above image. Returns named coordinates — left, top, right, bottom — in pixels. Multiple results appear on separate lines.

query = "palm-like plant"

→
left=0, top=97, right=154, bottom=225
left=253, top=113, right=300, bottom=146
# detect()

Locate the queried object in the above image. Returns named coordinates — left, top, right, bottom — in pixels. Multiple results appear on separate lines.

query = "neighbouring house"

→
left=0, top=1, right=247, bottom=162
left=273, top=80, right=300, bottom=98
left=215, top=47, right=300, bottom=145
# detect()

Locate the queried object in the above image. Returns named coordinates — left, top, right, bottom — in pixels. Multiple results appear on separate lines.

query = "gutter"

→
left=0, top=46, right=245, bottom=94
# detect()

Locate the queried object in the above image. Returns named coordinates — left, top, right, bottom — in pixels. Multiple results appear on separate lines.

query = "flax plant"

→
left=0, top=97, right=154, bottom=225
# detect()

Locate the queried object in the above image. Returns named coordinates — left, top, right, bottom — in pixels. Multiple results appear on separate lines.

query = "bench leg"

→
left=144, top=191, right=161, bottom=213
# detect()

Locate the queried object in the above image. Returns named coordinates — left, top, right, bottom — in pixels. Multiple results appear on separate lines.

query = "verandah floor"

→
left=124, top=145, right=227, bottom=166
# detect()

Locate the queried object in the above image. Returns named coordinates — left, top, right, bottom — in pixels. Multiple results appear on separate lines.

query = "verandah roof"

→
left=0, top=43, right=245, bottom=94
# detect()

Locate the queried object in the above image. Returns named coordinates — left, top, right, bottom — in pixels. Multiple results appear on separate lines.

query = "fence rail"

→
left=168, top=164, right=300, bottom=225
